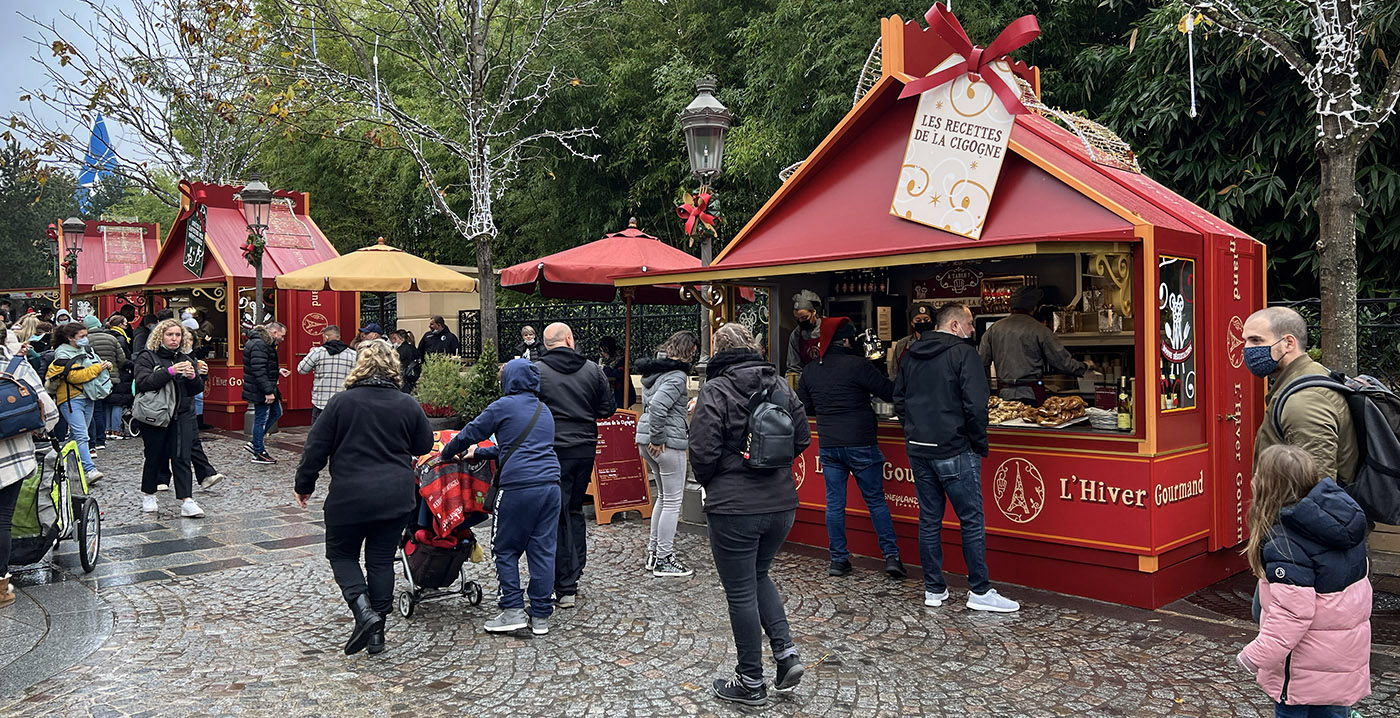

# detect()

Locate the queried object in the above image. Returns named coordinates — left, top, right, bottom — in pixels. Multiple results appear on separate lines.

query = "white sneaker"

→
left=199, top=473, right=225, bottom=489
left=967, top=589, right=1020, bottom=613
left=180, top=499, right=205, bottom=518
left=924, top=589, right=949, bottom=607
left=86, top=469, right=104, bottom=483
left=156, top=483, right=170, bottom=491
left=141, top=495, right=158, bottom=513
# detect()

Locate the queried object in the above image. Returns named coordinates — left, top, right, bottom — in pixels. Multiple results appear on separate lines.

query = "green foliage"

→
left=459, top=341, right=502, bottom=422
left=0, top=141, right=79, bottom=289
left=413, top=353, right=468, bottom=417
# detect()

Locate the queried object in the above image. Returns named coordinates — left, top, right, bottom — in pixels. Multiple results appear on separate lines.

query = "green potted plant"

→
left=456, top=341, right=501, bottom=422
left=414, top=353, right=470, bottom=431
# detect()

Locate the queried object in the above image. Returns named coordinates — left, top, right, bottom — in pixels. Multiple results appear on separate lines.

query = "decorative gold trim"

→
left=191, top=286, right=228, bottom=313
left=1087, top=251, right=1133, bottom=317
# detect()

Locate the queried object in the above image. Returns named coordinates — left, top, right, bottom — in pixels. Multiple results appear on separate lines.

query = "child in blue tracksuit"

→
left=442, top=359, right=561, bottom=635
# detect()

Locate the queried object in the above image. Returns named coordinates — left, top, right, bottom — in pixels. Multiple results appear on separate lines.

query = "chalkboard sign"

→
left=590, top=410, right=653, bottom=524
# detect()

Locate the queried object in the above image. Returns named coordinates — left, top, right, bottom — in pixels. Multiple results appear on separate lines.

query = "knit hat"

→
left=83, top=315, right=102, bottom=331
left=818, top=316, right=857, bottom=360
left=1010, top=286, right=1044, bottom=312
left=792, top=290, right=822, bottom=313
left=911, top=304, right=933, bottom=326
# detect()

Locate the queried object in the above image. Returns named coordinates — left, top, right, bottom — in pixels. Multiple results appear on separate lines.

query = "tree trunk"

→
left=1316, top=145, right=1360, bottom=374
left=475, top=236, right=496, bottom=363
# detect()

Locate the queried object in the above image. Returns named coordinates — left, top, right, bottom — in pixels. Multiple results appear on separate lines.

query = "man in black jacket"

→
left=797, top=317, right=904, bottom=579
left=894, top=303, right=1018, bottom=614
left=535, top=322, right=616, bottom=608
left=242, top=322, right=289, bottom=464
left=418, top=315, right=461, bottom=356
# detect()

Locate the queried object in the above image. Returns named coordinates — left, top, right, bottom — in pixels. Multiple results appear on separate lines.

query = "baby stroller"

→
left=10, top=438, right=101, bottom=572
left=396, top=448, right=494, bottom=618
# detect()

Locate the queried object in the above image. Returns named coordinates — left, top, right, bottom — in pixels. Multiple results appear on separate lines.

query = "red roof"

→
left=501, top=224, right=705, bottom=304
left=62, top=220, right=160, bottom=294
left=146, top=181, right=342, bottom=287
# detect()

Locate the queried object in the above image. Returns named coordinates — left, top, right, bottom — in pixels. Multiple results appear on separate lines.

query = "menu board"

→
left=590, top=410, right=653, bottom=524
left=184, top=205, right=207, bottom=277
left=103, top=225, right=147, bottom=266
left=265, top=199, right=315, bottom=250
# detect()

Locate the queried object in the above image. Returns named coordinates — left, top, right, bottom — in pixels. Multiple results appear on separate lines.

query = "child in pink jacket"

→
left=1238, top=445, right=1370, bottom=718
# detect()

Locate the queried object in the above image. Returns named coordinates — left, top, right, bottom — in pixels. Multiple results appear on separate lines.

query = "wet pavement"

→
left=2, top=433, right=1398, bottom=717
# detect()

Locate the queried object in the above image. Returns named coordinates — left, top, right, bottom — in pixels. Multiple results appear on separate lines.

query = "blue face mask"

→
left=75, top=337, right=90, bottom=347
left=1243, top=340, right=1282, bottom=378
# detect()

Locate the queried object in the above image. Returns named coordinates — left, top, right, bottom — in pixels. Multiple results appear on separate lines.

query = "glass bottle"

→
left=1117, top=376, right=1132, bottom=432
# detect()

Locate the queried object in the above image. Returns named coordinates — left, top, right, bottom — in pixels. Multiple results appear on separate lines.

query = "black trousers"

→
left=156, top=433, right=216, bottom=484
left=0, top=480, right=23, bottom=575
left=554, top=455, right=595, bottom=597
left=141, top=412, right=195, bottom=499
left=325, top=514, right=408, bottom=616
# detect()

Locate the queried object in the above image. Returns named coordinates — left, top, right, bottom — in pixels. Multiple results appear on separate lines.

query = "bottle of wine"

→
left=1116, top=376, right=1132, bottom=432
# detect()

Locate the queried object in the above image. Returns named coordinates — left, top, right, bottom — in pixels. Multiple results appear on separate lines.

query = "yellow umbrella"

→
left=91, top=268, right=151, bottom=293
left=274, top=237, right=478, bottom=292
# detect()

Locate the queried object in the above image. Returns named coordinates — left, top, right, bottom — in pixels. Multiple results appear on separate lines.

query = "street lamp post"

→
left=679, top=76, right=732, bottom=361
left=236, top=172, right=274, bottom=328
left=60, top=217, right=86, bottom=316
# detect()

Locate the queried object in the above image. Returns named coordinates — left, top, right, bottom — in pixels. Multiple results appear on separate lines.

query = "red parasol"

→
left=500, top=220, right=701, bottom=305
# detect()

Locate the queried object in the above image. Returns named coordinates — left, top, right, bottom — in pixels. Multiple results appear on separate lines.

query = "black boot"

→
left=368, top=613, right=387, bottom=655
left=345, top=594, right=384, bottom=655
left=197, top=414, right=213, bottom=430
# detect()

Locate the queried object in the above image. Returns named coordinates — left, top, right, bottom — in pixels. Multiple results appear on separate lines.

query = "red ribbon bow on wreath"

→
left=897, top=3, right=1040, bottom=115
left=240, top=235, right=262, bottom=264
left=676, top=191, right=718, bottom=238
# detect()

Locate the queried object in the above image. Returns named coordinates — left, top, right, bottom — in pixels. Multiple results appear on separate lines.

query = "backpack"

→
left=42, top=355, right=82, bottom=396
left=739, top=384, right=797, bottom=470
left=1273, top=371, right=1400, bottom=524
left=0, top=356, right=45, bottom=440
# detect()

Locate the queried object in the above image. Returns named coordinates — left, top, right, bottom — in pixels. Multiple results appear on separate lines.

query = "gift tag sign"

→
left=891, top=56, right=1018, bottom=240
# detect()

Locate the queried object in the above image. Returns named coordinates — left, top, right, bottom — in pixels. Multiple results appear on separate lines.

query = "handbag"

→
left=133, top=377, right=177, bottom=428
left=483, top=401, right=544, bottom=513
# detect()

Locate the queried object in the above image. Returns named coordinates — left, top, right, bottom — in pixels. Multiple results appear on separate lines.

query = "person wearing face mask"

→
left=895, top=303, right=1019, bottom=614
left=45, top=322, right=114, bottom=483
left=419, top=315, right=461, bottom=357
left=242, top=321, right=291, bottom=464
left=887, top=305, right=934, bottom=379
left=978, top=286, right=1091, bottom=406
left=1244, top=307, right=1357, bottom=488
left=389, top=330, right=420, bottom=394
left=513, top=325, right=542, bottom=362
left=785, top=291, right=824, bottom=377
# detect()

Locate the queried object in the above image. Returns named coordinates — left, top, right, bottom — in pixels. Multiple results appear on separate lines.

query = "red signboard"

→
left=265, top=199, right=315, bottom=250
left=102, top=225, right=149, bottom=266
left=590, top=410, right=653, bottom=524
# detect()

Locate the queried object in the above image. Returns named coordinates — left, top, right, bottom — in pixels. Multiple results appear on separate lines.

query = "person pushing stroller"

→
left=441, top=358, right=561, bottom=636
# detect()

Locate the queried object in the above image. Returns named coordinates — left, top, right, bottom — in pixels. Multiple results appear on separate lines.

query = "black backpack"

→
left=1272, top=371, right=1400, bottom=524
left=739, top=384, right=797, bottom=470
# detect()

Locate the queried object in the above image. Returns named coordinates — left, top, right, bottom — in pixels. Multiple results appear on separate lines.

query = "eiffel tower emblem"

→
left=1005, top=465, right=1031, bottom=517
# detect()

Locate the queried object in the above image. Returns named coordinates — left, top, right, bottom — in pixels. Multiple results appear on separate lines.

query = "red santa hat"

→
left=818, top=316, right=857, bottom=361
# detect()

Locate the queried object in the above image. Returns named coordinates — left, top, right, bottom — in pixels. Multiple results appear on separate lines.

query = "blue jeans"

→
left=1274, top=704, right=1349, bottom=718
left=250, top=400, right=282, bottom=453
left=492, top=483, right=561, bottom=618
left=708, top=510, right=798, bottom=683
left=910, top=449, right=990, bottom=594
left=193, top=392, right=204, bottom=416
left=91, top=398, right=108, bottom=446
left=59, top=396, right=97, bottom=473
left=820, top=445, right=900, bottom=562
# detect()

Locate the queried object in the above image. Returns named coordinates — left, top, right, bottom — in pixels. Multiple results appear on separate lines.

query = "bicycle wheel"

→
left=77, top=497, right=100, bottom=572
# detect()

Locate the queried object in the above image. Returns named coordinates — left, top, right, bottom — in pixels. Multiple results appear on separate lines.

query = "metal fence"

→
left=1268, top=298, right=1400, bottom=386
left=459, top=303, right=706, bottom=365
left=359, top=293, right=398, bottom=330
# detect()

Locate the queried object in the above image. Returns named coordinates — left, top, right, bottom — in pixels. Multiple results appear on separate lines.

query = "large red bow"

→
left=676, top=191, right=717, bottom=236
left=897, top=3, right=1040, bottom=115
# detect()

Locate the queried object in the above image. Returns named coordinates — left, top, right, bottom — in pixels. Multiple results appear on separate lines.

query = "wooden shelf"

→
left=1057, top=332, right=1135, bottom=346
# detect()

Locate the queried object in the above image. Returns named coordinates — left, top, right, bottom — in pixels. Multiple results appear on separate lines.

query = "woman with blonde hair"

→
left=295, top=339, right=432, bottom=656
left=1237, top=444, right=1370, bottom=717
left=132, top=318, right=207, bottom=517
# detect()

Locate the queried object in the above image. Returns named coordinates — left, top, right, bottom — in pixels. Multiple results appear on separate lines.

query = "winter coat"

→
left=132, top=345, right=206, bottom=416
left=45, top=343, right=107, bottom=405
left=797, top=345, right=892, bottom=448
left=535, top=347, right=616, bottom=458
left=1254, top=355, right=1359, bottom=487
left=635, top=357, right=691, bottom=450
left=894, top=330, right=990, bottom=459
left=785, top=320, right=822, bottom=375
left=978, top=312, right=1086, bottom=403
left=688, top=348, right=810, bottom=515
left=0, top=346, right=59, bottom=490
left=241, top=327, right=282, bottom=403
left=1240, top=478, right=1371, bottom=707
left=442, top=359, right=559, bottom=489
left=297, top=340, right=357, bottom=409
left=87, top=329, right=128, bottom=372
left=294, top=376, right=434, bottom=526
left=512, top=340, right=543, bottom=362
left=419, top=328, right=461, bottom=357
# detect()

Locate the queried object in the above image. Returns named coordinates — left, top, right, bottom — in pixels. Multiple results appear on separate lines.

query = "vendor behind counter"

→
left=979, top=286, right=1093, bottom=405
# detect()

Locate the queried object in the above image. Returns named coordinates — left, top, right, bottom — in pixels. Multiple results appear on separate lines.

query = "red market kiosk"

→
left=617, top=14, right=1267, bottom=609
left=140, top=181, right=359, bottom=430
left=60, top=219, right=162, bottom=319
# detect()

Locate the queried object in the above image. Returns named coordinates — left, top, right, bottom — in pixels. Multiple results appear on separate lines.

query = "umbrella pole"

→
left=623, top=289, right=633, bottom=410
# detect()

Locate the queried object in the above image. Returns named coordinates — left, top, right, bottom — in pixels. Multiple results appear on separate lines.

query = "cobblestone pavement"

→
left=3, top=433, right=1399, bottom=717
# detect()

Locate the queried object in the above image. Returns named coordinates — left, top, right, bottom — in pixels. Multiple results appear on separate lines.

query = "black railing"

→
left=458, top=303, right=707, bottom=366
left=1268, top=298, right=1400, bottom=387
left=359, top=293, right=397, bottom=330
